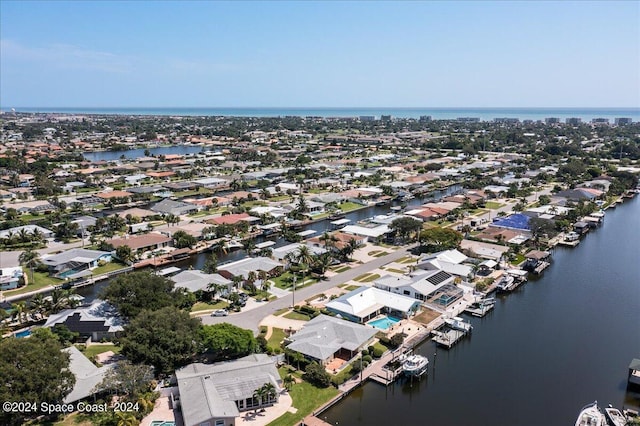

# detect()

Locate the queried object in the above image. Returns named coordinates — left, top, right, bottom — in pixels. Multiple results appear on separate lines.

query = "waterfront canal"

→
left=323, top=196, right=640, bottom=426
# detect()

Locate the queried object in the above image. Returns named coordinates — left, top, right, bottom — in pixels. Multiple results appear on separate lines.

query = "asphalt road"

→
left=200, top=244, right=417, bottom=333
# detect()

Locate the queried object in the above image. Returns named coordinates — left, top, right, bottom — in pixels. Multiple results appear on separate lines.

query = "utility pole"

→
left=291, top=274, right=297, bottom=308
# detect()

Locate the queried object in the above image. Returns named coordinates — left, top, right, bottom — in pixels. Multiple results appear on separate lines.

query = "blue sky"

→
left=1, top=1, right=638, bottom=107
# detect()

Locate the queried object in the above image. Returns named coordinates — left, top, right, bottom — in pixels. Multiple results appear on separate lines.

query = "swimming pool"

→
left=367, top=315, right=401, bottom=330
left=14, top=329, right=31, bottom=338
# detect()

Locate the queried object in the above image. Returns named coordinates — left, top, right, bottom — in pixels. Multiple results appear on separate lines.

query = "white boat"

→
left=444, top=316, right=473, bottom=332
left=496, top=274, right=517, bottom=292
left=402, top=354, right=429, bottom=377
left=604, top=405, right=627, bottom=426
left=565, top=231, right=581, bottom=242
left=575, top=401, right=607, bottom=426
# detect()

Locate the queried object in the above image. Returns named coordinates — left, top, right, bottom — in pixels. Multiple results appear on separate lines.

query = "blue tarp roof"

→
left=492, top=213, right=531, bottom=230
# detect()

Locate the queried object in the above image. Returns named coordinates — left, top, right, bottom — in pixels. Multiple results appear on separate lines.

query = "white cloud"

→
left=1, top=39, right=134, bottom=73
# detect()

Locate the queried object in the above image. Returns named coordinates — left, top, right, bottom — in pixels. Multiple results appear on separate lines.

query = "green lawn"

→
left=386, top=268, right=406, bottom=274
left=91, top=262, right=128, bottom=276
left=394, top=256, right=412, bottom=263
left=373, top=252, right=389, bottom=257
left=267, top=376, right=339, bottom=426
left=332, top=265, right=351, bottom=273
left=344, top=285, right=360, bottom=291
left=331, top=363, right=355, bottom=385
left=511, top=254, right=526, bottom=266
left=78, top=343, right=121, bottom=363
left=273, top=307, right=289, bottom=316
left=337, top=201, right=365, bottom=212
left=4, top=271, right=62, bottom=296
left=272, top=272, right=317, bottom=289
left=354, top=273, right=381, bottom=283
left=485, top=201, right=503, bottom=209
left=267, top=328, right=287, bottom=352
left=283, top=311, right=311, bottom=321
left=191, top=300, right=229, bottom=312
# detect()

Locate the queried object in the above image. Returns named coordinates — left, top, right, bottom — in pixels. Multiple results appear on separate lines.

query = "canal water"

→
left=322, top=196, right=640, bottom=426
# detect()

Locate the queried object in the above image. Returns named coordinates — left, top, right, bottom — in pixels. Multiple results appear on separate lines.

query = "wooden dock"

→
left=464, top=303, right=494, bottom=317
left=558, top=239, right=580, bottom=247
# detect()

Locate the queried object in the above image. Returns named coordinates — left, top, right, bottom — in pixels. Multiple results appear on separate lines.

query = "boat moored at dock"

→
left=401, top=354, right=429, bottom=377
left=604, top=405, right=627, bottom=426
left=575, top=401, right=607, bottom=426
left=443, top=316, right=473, bottom=332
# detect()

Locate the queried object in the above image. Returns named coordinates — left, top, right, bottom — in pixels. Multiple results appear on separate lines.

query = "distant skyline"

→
left=1, top=1, right=639, bottom=108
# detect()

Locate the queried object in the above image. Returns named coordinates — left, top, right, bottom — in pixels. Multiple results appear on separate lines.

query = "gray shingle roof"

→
left=286, top=315, right=377, bottom=362
left=62, top=346, right=116, bottom=403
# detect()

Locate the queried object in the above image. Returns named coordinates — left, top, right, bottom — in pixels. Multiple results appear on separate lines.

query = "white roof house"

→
left=374, top=270, right=455, bottom=301
left=285, top=315, right=377, bottom=365
left=341, top=224, right=390, bottom=239
left=325, top=286, right=420, bottom=323
left=217, top=257, right=284, bottom=281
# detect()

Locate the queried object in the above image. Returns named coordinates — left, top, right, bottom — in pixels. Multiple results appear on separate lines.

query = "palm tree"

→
left=295, top=245, right=314, bottom=267
left=246, top=271, right=258, bottom=293
left=242, top=239, right=256, bottom=254
left=115, top=411, right=139, bottom=426
left=320, top=232, right=338, bottom=251
left=29, top=294, right=49, bottom=320
left=312, top=252, right=333, bottom=278
left=13, top=301, right=28, bottom=324
left=283, top=374, right=295, bottom=391
left=18, top=228, right=31, bottom=244
left=207, top=282, right=227, bottom=301
left=19, top=248, right=41, bottom=284
left=212, top=239, right=228, bottom=255
left=231, top=275, right=243, bottom=290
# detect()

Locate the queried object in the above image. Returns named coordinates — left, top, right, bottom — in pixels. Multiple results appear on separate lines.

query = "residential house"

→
left=170, top=270, right=232, bottom=294
left=325, top=286, right=421, bottom=323
left=62, top=346, right=118, bottom=404
left=374, top=270, right=455, bottom=302
left=218, top=257, right=284, bottom=283
left=151, top=198, right=199, bottom=216
left=285, top=315, right=377, bottom=366
left=417, top=249, right=474, bottom=279
left=41, top=248, right=112, bottom=279
left=44, top=299, right=124, bottom=341
left=107, top=233, right=172, bottom=255
left=0, top=266, right=23, bottom=291
left=0, top=224, right=54, bottom=240
left=175, top=354, right=282, bottom=426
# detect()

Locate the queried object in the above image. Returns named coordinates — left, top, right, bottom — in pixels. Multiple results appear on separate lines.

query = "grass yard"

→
left=283, top=311, right=311, bottom=321
left=191, top=300, right=229, bottom=312
left=4, top=271, right=62, bottom=296
left=267, top=328, right=287, bottom=352
left=78, top=343, right=121, bottom=362
left=413, top=308, right=441, bottom=325
left=344, top=285, right=361, bottom=291
left=394, top=255, right=412, bottom=264
left=273, top=272, right=317, bottom=289
left=267, top=374, right=339, bottom=426
left=386, top=268, right=406, bottom=274
left=337, top=201, right=365, bottom=212
left=511, top=254, right=526, bottom=266
left=332, top=265, right=351, bottom=273
left=354, top=273, right=381, bottom=283
left=373, top=252, right=389, bottom=257
left=485, top=201, right=503, bottom=209
left=274, top=307, right=290, bottom=316
left=91, top=261, right=128, bottom=276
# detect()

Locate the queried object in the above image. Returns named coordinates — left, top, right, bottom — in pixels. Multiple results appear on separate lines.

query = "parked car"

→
left=211, top=309, right=228, bottom=317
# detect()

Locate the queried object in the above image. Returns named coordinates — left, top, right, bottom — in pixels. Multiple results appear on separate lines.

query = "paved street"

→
left=200, top=244, right=416, bottom=333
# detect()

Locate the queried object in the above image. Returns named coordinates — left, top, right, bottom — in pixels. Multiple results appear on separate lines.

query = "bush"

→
left=362, top=355, right=373, bottom=364
left=389, top=333, right=406, bottom=349
left=372, top=347, right=384, bottom=358
left=367, top=345, right=375, bottom=354
left=303, top=362, right=332, bottom=388
left=361, top=349, right=369, bottom=357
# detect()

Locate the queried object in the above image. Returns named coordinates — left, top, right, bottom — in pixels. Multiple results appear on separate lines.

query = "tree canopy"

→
left=0, top=333, right=75, bottom=425
left=200, top=323, right=258, bottom=360
left=120, top=307, right=202, bottom=375
left=419, top=227, right=463, bottom=251
left=390, top=217, right=423, bottom=241
left=100, top=271, right=189, bottom=319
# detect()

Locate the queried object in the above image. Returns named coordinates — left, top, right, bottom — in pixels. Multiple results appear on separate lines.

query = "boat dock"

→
left=431, top=327, right=469, bottom=349
left=465, top=302, right=494, bottom=317
left=558, top=239, right=580, bottom=247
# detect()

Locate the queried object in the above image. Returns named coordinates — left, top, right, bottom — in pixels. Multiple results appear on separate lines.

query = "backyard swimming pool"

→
left=367, top=315, right=401, bottom=330
left=14, top=329, right=31, bottom=338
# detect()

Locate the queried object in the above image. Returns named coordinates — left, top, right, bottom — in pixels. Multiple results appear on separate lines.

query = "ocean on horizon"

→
left=6, top=107, right=640, bottom=122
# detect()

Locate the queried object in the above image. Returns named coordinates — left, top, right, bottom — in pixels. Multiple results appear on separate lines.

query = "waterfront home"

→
left=117, top=207, right=157, bottom=219
left=96, top=190, right=133, bottom=202
left=62, top=345, right=118, bottom=404
left=193, top=176, right=230, bottom=189
left=285, top=315, right=377, bottom=366
left=0, top=266, right=23, bottom=290
left=206, top=212, right=258, bottom=226
left=44, top=299, right=124, bottom=342
left=418, top=249, right=474, bottom=279
left=523, top=250, right=551, bottom=271
left=341, top=224, right=390, bottom=241
left=41, top=248, right=112, bottom=279
left=175, top=354, right=282, bottom=426
left=374, top=270, right=456, bottom=302
left=3, top=200, right=57, bottom=215
left=170, top=270, right=232, bottom=294
left=217, top=257, right=284, bottom=283
left=460, top=239, right=509, bottom=262
left=325, top=286, right=420, bottom=323
left=271, top=243, right=326, bottom=262
left=107, top=233, right=172, bottom=255
left=151, top=198, right=199, bottom=216
left=308, top=231, right=367, bottom=250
